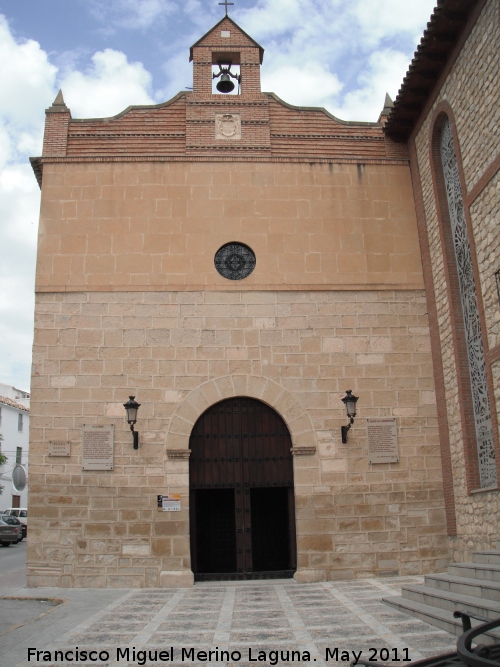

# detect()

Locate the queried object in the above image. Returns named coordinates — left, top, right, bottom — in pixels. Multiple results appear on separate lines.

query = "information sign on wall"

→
left=157, top=494, right=181, bottom=511
left=48, top=441, right=71, bottom=457
left=367, top=418, right=399, bottom=464
left=82, top=424, right=114, bottom=471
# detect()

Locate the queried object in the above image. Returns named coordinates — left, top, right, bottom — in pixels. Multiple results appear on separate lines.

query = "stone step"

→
left=383, top=595, right=464, bottom=637
left=472, top=550, right=500, bottom=566
left=400, top=584, right=500, bottom=618
left=383, top=595, right=500, bottom=642
left=425, top=572, right=500, bottom=602
left=448, top=561, right=500, bottom=583
left=383, top=550, right=500, bottom=641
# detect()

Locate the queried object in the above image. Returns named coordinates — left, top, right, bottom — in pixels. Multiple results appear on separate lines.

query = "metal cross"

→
left=219, top=0, right=234, bottom=15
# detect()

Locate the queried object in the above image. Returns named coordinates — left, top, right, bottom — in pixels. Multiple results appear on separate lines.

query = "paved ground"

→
left=0, top=540, right=26, bottom=577
left=0, top=540, right=27, bottom=595
left=0, top=575, right=457, bottom=667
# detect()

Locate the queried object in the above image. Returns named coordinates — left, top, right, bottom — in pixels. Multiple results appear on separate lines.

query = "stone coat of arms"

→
left=215, top=113, right=241, bottom=140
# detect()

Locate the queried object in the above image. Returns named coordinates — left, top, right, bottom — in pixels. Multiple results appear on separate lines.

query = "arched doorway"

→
left=189, top=397, right=297, bottom=581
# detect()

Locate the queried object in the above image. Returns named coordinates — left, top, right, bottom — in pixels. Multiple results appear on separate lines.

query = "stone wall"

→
left=27, top=289, right=448, bottom=587
left=430, top=0, right=500, bottom=193
left=469, top=170, right=500, bottom=351
left=35, top=161, right=423, bottom=293
left=413, top=0, right=500, bottom=560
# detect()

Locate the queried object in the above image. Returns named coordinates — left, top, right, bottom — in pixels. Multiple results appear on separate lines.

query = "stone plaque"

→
left=215, top=113, right=241, bottom=140
left=48, top=441, right=71, bottom=457
left=82, top=424, right=114, bottom=471
left=367, top=418, right=399, bottom=464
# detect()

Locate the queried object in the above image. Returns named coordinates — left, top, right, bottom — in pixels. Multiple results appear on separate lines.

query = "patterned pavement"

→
left=2, top=576, right=457, bottom=667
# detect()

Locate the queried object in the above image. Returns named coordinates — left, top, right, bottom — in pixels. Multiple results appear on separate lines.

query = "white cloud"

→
left=238, top=0, right=311, bottom=39
left=60, top=49, right=155, bottom=118
left=0, top=125, right=12, bottom=169
left=89, top=0, right=176, bottom=30
left=353, top=0, right=436, bottom=46
left=0, top=15, right=57, bottom=389
left=159, top=49, right=195, bottom=101
left=0, top=164, right=39, bottom=390
left=0, top=16, right=57, bottom=128
left=262, top=62, right=343, bottom=108
left=332, top=48, right=411, bottom=122
left=0, top=16, right=158, bottom=388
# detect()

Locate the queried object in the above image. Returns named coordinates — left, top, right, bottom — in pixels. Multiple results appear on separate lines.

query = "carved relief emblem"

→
left=215, top=113, right=241, bottom=140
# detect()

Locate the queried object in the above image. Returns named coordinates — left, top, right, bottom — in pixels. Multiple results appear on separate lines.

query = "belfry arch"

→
left=189, top=396, right=297, bottom=580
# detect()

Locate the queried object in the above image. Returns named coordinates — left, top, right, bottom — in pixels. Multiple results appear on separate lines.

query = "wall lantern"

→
left=341, top=390, right=359, bottom=444
left=123, top=396, right=141, bottom=449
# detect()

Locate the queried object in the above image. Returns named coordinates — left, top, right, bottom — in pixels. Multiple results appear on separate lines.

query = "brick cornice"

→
left=30, top=154, right=410, bottom=187
left=35, top=155, right=409, bottom=165
left=34, top=283, right=425, bottom=294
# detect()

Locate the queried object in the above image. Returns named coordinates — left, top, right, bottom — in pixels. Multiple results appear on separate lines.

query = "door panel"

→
left=189, top=397, right=296, bottom=580
left=251, top=488, right=290, bottom=572
left=194, top=489, right=236, bottom=573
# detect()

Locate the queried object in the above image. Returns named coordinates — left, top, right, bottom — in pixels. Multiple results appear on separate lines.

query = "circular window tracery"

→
left=214, top=242, right=256, bottom=280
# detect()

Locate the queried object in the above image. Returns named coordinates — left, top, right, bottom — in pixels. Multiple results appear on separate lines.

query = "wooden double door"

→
left=189, top=397, right=297, bottom=580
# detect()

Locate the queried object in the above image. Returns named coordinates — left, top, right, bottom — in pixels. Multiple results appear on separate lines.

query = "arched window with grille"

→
left=439, top=116, right=497, bottom=488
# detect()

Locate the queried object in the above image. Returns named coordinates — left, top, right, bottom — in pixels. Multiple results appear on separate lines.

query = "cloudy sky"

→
left=0, top=0, right=437, bottom=392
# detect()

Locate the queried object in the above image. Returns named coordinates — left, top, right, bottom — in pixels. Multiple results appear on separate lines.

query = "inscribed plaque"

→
left=367, top=418, right=399, bottom=464
left=82, top=424, right=114, bottom=471
left=48, top=441, right=71, bottom=457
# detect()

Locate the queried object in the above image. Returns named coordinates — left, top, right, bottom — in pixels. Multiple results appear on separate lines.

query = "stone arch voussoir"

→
left=166, top=375, right=316, bottom=451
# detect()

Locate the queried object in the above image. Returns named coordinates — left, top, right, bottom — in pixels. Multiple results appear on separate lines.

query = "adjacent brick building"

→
left=27, top=1, right=499, bottom=588
left=385, top=0, right=500, bottom=564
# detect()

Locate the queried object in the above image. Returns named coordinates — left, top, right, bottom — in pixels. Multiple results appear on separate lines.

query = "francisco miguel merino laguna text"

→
left=28, top=647, right=310, bottom=664
left=29, top=647, right=312, bottom=664
left=28, top=646, right=412, bottom=664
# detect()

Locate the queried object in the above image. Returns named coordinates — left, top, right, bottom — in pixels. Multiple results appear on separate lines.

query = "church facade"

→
left=27, top=0, right=499, bottom=588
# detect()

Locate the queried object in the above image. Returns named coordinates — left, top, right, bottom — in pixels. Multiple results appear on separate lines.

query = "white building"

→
left=0, top=383, right=30, bottom=510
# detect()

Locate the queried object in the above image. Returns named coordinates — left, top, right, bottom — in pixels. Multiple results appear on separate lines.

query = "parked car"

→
left=0, top=519, right=21, bottom=546
left=0, top=516, right=23, bottom=542
left=2, top=508, right=27, bottom=537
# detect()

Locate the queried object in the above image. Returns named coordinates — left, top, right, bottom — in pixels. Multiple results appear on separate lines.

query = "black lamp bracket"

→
left=341, top=417, right=354, bottom=444
left=130, top=423, right=139, bottom=450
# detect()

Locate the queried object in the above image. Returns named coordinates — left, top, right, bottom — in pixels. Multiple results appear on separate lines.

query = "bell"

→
left=216, top=73, right=235, bottom=93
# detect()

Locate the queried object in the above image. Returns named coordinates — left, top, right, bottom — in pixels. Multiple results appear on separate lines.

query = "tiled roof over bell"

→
left=189, top=16, right=265, bottom=64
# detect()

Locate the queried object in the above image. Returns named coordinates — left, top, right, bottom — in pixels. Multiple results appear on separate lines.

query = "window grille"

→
left=440, top=119, right=497, bottom=488
left=18, top=413, right=23, bottom=432
left=16, top=447, right=22, bottom=464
